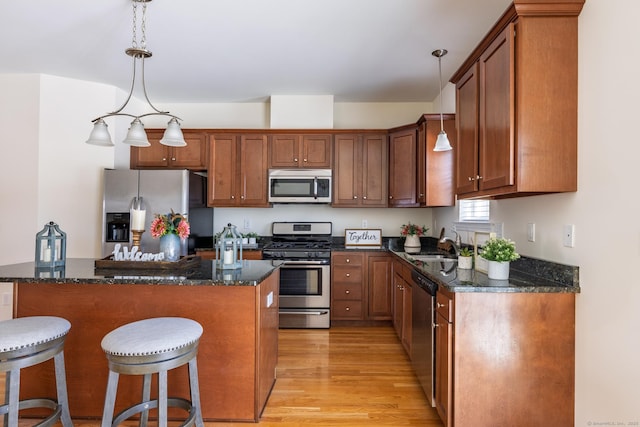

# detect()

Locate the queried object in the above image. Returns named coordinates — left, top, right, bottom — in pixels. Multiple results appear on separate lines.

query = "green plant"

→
left=479, top=237, right=520, bottom=262
left=245, top=232, right=259, bottom=238
left=459, top=247, right=473, bottom=257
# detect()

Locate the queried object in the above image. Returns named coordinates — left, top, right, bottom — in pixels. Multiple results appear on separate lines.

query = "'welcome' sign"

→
left=344, top=229, right=382, bottom=248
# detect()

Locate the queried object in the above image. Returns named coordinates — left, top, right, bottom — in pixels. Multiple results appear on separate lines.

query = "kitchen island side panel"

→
left=14, top=281, right=275, bottom=422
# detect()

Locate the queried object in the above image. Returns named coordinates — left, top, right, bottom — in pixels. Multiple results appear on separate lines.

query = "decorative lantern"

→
left=215, top=223, right=243, bottom=270
left=35, top=221, right=67, bottom=269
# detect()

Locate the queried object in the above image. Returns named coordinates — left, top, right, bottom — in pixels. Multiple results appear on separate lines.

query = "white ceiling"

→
left=0, top=0, right=512, bottom=103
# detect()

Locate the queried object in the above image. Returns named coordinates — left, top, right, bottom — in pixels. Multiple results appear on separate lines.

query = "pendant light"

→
left=432, top=49, right=453, bottom=152
left=86, top=0, right=186, bottom=148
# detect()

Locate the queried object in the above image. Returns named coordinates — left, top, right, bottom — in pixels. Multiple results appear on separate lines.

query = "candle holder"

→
left=215, top=223, right=243, bottom=270
left=35, top=221, right=67, bottom=269
left=131, top=229, right=145, bottom=248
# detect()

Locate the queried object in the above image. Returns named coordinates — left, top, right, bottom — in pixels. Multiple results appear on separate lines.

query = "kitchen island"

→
left=1, top=258, right=280, bottom=423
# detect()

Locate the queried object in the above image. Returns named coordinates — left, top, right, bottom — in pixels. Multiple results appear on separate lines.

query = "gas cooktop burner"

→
left=265, top=241, right=332, bottom=250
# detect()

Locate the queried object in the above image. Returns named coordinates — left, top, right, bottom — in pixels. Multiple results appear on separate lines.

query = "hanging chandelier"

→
left=431, top=48, right=453, bottom=152
left=86, top=0, right=186, bottom=148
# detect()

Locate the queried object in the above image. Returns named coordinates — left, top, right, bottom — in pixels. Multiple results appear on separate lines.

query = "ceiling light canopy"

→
left=86, top=0, right=185, bottom=148
left=432, top=48, right=453, bottom=152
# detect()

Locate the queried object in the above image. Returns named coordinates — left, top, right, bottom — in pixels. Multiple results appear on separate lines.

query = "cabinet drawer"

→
left=332, top=253, right=364, bottom=266
left=332, top=265, right=363, bottom=284
left=436, top=291, right=454, bottom=322
left=332, top=300, right=364, bottom=319
left=332, top=283, right=362, bottom=300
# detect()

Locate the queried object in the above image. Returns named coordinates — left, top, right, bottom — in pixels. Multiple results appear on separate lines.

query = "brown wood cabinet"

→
left=392, top=258, right=412, bottom=355
left=331, top=252, right=392, bottom=322
left=208, top=134, right=269, bottom=207
left=417, top=114, right=456, bottom=207
left=196, top=249, right=262, bottom=260
left=130, top=130, right=208, bottom=170
left=333, top=134, right=388, bottom=207
left=434, top=287, right=576, bottom=426
left=451, top=1, right=583, bottom=199
left=269, top=134, right=332, bottom=168
left=388, top=126, right=418, bottom=207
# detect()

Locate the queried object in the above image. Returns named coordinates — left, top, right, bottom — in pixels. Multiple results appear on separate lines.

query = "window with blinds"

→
left=458, top=200, right=490, bottom=222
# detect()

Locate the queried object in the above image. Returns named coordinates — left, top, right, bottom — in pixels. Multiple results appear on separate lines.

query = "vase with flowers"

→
left=400, top=222, right=429, bottom=254
left=479, top=237, right=520, bottom=280
left=150, top=210, right=190, bottom=262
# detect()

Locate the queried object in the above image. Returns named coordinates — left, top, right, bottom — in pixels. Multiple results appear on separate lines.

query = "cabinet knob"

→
left=389, top=196, right=393, bottom=199
left=171, top=157, right=176, bottom=161
left=477, top=175, right=483, bottom=180
left=345, top=307, right=350, bottom=311
left=345, top=290, right=350, bottom=294
left=231, top=195, right=235, bottom=199
left=437, top=302, right=447, bottom=308
left=241, top=195, right=245, bottom=199
left=294, top=158, right=298, bottom=162
left=346, top=273, right=350, bottom=277
left=363, top=196, right=367, bottom=200
left=353, top=195, right=358, bottom=199
left=468, top=176, right=474, bottom=181
left=303, top=158, right=308, bottom=162
left=346, top=259, right=350, bottom=263
left=162, top=157, right=167, bottom=161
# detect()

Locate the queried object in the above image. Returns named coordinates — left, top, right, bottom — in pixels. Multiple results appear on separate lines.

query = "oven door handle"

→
left=281, top=260, right=328, bottom=265
left=279, top=310, right=329, bottom=316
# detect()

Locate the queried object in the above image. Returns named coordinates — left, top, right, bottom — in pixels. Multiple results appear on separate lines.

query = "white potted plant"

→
left=401, top=223, right=428, bottom=254
left=457, top=247, right=474, bottom=269
left=479, top=237, right=520, bottom=280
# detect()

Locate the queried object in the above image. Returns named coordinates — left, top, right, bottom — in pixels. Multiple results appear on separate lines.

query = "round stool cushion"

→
left=0, top=316, right=71, bottom=354
left=101, top=317, right=203, bottom=357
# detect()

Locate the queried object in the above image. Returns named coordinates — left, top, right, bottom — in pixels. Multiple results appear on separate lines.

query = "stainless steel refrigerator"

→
left=102, top=169, right=212, bottom=258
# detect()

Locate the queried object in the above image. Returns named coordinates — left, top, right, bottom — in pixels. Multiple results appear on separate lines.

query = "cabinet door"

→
left=332, top=134, right=361, bottom=207
left=393, top=272, right=404, bottom=338
left=239, top=135, right=269, bottom=207
left=130, top=130, right=170, bottom=168
left=269, top=135, right=300, bottom=168
left=434, top=311, right=452, bottom=427
left=361, top=134, right=388, bottom=207
left=367, top=254, right=392, bottom=320
left=301, top=134, right=332, bottom=168
left=455, top=63, right=480, bottom=195
left=388, top=128, right=418, bottom=207
left=171, top=132, right=208, bottom=169
left=419, top=117, right=455, bottom=207
left=401, top=281, right=412, bottom=355
left=208, top=134, right=237, bottom=206
left=479, top=23, right=515, bottom=191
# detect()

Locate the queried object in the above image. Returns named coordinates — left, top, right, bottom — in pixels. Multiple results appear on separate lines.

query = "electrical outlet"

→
left=362, top=219, right=368, bottom=228
left=243, top=218, right=251, bottom=230
left=527, top=223, right=536, bottom=242
left=563, top=224, right=575, bottom=247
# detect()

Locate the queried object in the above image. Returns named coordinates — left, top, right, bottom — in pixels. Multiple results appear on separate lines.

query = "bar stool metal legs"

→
left=100, top=317, right=204, bottom=427
left=0, top=316, right=73, bottom=427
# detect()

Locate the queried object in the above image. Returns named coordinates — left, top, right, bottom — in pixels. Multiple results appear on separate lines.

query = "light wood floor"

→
left=6, top=326, right=443, bottom=426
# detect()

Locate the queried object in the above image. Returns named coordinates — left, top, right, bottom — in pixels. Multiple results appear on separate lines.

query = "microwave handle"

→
left=313, top=177, right=318, bottom=199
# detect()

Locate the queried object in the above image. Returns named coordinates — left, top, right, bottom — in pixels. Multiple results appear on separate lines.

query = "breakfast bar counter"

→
left=1, top=258, right=280, bottom=423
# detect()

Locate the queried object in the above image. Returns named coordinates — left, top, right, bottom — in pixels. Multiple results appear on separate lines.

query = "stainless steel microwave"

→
left=268, top=169, right=332, bottom=203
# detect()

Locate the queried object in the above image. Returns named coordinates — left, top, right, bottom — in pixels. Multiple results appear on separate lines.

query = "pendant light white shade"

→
left=123, top=118, right=151, bottom=147
left=159, top=118, right=187, bottom=147
left=433, top=130, right=452, bottom=152
left=86, top=119, right=114, bottom=146
left=432, top=48, right=453, bottom=152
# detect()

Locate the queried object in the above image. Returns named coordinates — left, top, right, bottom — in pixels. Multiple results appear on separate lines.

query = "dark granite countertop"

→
left=391, top=250, right=580, bottom=293
left=0, top=258, right=282, bottom=286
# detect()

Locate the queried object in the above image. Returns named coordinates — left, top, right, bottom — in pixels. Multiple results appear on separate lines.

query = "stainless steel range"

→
left=262, top=222, right=332, bottom=329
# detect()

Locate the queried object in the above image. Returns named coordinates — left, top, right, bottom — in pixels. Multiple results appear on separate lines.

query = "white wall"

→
left=433, top=0, right=639, bottom=424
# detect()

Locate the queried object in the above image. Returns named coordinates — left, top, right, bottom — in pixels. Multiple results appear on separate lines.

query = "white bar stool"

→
left=0, top=316, right=73, bottom=427
left=100, top=317, right=204, bottom=427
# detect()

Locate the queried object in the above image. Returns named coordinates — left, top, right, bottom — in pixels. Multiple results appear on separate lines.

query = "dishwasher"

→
left=411, top=268, right=437, bottom=407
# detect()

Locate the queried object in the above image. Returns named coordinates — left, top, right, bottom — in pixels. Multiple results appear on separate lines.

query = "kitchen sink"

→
left=406, top=254, right=457, bottom=262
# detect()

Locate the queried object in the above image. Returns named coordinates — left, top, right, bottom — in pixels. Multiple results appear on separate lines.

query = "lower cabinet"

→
left=331, top=252, right=392, bottom=322
left=392, top=258, right=413, bottom=356
left=196, top=249, right=262, bottom=260
left=434, top=288, right=576, bottom=426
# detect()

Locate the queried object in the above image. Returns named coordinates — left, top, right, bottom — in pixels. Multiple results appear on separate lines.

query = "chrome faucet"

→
left=439, top=236, right=460, bottom=257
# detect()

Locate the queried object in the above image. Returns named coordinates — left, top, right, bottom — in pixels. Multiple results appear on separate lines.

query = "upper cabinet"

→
left=269, top=134, right=332, bottom=168
left=417, top=114, right=456, bottom=207
left=130, top=130, right=208, bottom=170
left=333, top=133, right=388, bottom=208
left=208, top=134, right=270, bottom=207
left=388, top=126, right=418, bottom=207
left=451, top=0, right=584, bottom=199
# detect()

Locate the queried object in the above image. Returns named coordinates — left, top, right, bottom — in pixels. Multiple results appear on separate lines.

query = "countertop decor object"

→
left=151, top=210, right=190, bottom=262
left=35, top=221, right=66, bottom=270
left=215, top=223, right=243, bottom=270
left=479, top=237, right=520, bottom=280
left=401, top=223, right=428, bottom=254
left=458, top=247, right=473, bottom=269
